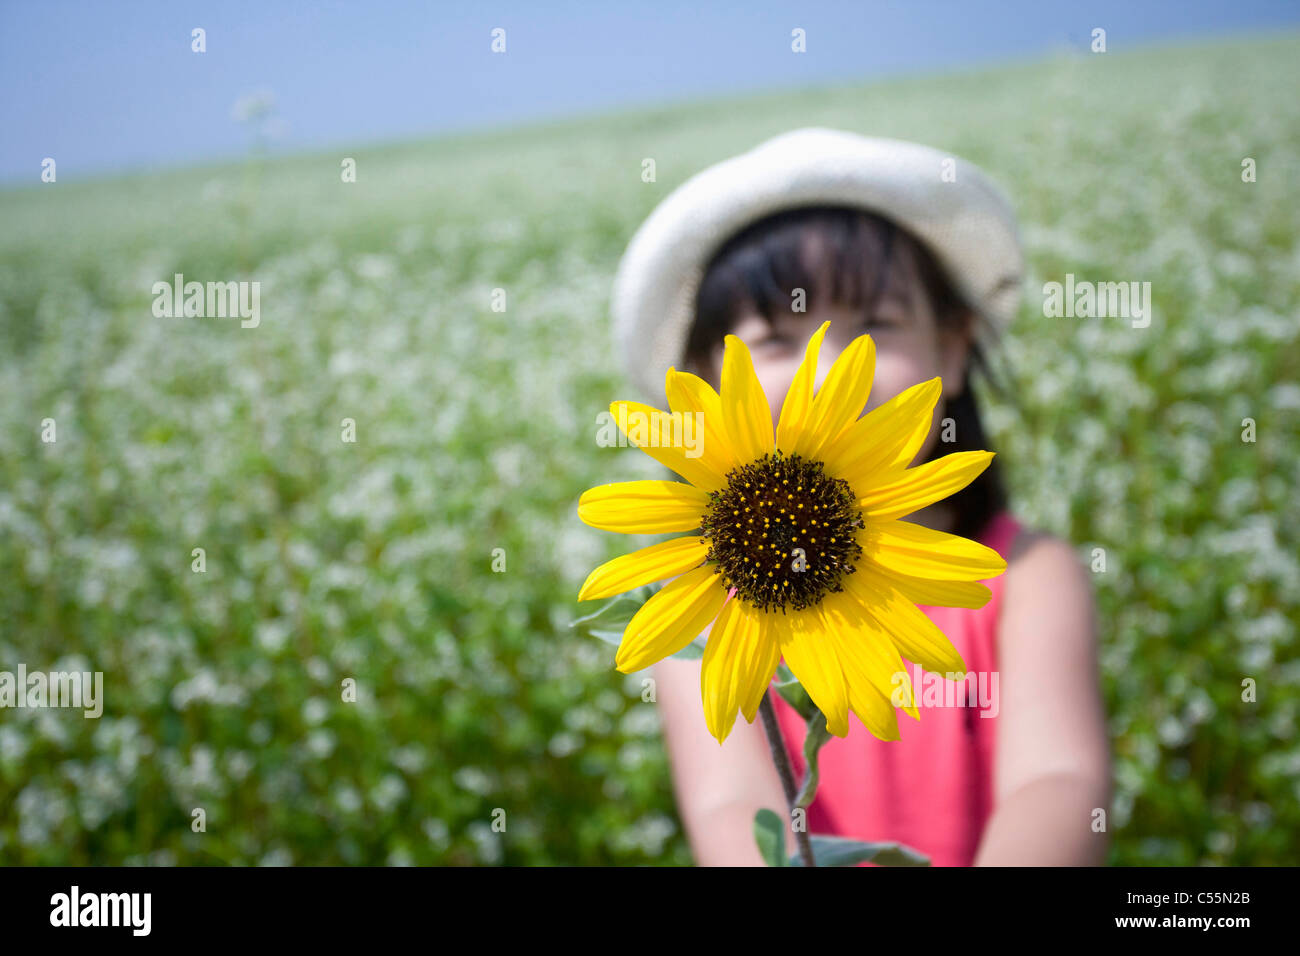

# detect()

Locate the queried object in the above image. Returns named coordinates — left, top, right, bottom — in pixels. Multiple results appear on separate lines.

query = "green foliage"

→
left=1, top=34, right=1297, bottom=864
left=788, top=836, right=930, bottom=868
left=753, top=809, right=788, bottom=867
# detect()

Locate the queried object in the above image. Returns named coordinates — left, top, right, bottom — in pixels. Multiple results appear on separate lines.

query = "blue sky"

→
left=2, top=0, right=1297, bottom=184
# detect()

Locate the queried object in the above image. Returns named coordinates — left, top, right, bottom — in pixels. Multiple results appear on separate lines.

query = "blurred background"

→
left=1, top=1, right=1297, bottom=865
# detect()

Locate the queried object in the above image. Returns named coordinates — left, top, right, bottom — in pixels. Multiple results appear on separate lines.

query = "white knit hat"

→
left=611, top=127, right=1024, bottom=405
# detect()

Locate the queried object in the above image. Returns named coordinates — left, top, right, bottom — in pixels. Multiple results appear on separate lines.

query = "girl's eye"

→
left=753, top=329, right=793, bottom=347
left=863, top=313, right=901, bottom=330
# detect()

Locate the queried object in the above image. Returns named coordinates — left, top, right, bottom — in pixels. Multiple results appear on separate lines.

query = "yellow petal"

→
left=665, top=368, right=742, bottom=479
left=822, top=635, right=903, bottom=739
left=615, top=565, right=728, bottom=673
left=793, top=333, right=876, bottom=460
left=775, top=321, right=830, bottom=455
left=578, top=535, right=711, bottom=603
left=738, top=608, right=782, bottom=724
left=820, top=588, right=918, bottom=722
left=857, top=451, right=995, bottom=521
left=700, top=597, right=780, bottom=744
left=720, top=334, right=775, bottom=464
left=844, top=567, right=968, bottom=677
left=859, top=519, right=1007, bottom=581
left=608, top=401, right=726, bottom=492
left=777, top=608, right=850, bottom=737
left=577, top=480, right=710, bottom=534
left=868, top=565, right=993, bottom=609
left=821, top=377, right=943, bottom=484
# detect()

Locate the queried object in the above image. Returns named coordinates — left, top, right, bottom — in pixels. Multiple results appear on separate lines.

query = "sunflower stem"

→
left=758, top=689, right=817, bottom=867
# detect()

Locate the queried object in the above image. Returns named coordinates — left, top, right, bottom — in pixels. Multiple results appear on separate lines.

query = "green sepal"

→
left=795, top=708, right=834, bottom=808
left=774, top=673, right=815, bottom=720
left=570, top=585, right=706, bottom=660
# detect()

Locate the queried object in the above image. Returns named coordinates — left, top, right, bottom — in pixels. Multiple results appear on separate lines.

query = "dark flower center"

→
left=700, top=452, right=864, bottom=613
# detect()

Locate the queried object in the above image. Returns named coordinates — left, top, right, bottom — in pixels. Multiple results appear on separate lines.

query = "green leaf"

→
left=753, top=808, right=788, bottom=867
left=569, top=585, right=707, bottom=660
left=788, top=836, right=930, bottom=867
left=795, top=709, right=834, bottom=808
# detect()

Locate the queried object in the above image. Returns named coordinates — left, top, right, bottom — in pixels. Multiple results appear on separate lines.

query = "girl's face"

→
left=696, top=242, right=971, bottom=467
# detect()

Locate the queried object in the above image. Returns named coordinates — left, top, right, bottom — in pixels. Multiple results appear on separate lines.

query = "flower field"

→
left=0, top=32, right=1296, bottom=864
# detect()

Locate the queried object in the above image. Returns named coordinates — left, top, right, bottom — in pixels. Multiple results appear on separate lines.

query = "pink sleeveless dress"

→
left=772, top=510, right=1022, bottom=867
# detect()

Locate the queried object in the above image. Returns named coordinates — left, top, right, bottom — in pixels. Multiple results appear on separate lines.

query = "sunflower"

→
left=577, top=321, right=1007, bottom=745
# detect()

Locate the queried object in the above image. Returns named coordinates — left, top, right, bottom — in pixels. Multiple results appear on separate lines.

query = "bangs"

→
left=687, top=205, right=921, bottom=368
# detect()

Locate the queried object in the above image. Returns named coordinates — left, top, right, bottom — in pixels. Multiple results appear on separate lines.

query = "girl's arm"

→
left=973, top=532, right=1113, bottom=865
left=653, top=654, right=793, bottom=865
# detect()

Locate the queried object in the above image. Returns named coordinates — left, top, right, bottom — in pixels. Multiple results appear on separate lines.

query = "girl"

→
left=614, top=129, right=1112, bottom=866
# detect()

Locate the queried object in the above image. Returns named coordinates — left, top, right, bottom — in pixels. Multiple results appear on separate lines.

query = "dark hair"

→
left=683, top=205, right=1008, bottom=542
